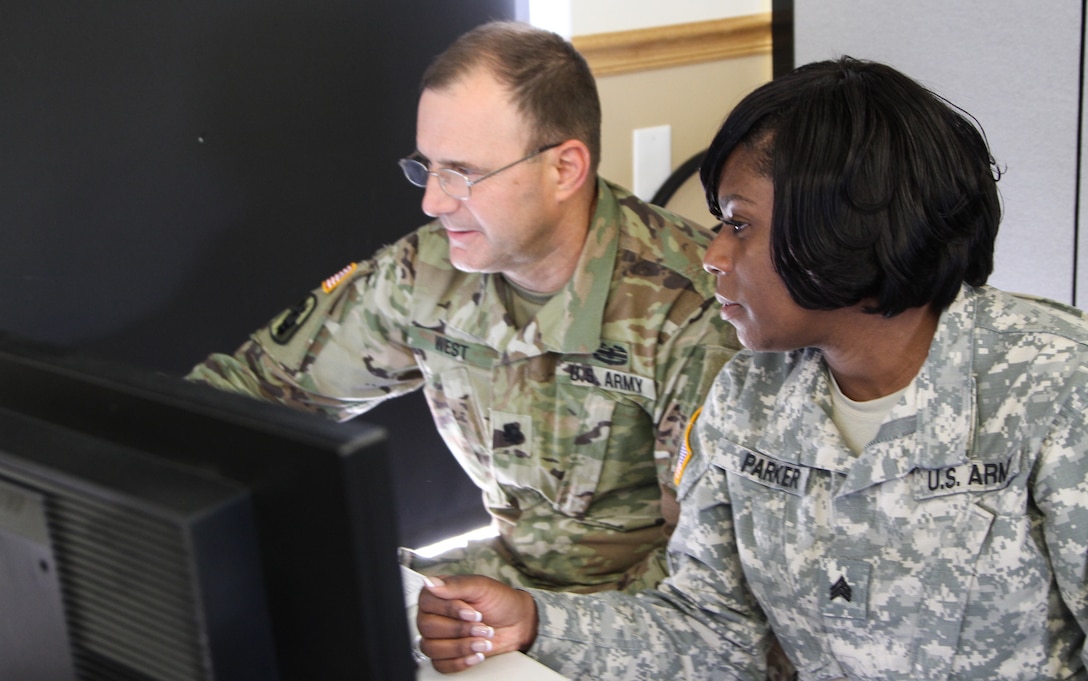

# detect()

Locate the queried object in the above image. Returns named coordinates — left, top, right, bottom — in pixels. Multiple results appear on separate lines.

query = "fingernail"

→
left=426, top=575, right=444, bottom=588
left=465, top=652, right=485, bottom=666
left=470, top=625, right=494, bottom=639
left=471, top=639, right=493, bottom=653
left=459, top=608, right=482, bottom=623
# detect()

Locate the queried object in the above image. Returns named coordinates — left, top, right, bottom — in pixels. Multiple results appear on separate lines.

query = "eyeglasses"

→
left=398, top=142, right=561, bottom=200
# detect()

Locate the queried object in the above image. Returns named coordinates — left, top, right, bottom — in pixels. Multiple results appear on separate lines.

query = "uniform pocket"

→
left=423, top=366, right=491, bottom=487
left=554, top=392, right=614, bottom=518
left=490, top=389, right=619, bottom=520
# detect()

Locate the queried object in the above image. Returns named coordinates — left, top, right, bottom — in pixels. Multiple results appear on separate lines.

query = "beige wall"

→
left=573, top=15, right=773, bottom=227
left=595, top=54, right=770, bottom=226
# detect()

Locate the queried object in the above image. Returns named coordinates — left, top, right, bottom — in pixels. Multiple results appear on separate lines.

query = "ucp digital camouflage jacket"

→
left=529, top=284, right=1088, bottom=678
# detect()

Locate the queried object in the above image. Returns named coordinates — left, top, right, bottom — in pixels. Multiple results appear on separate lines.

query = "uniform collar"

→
left=896, top=284, right=978, bottom=469
left=447, top=177, right=619, bottom=357
left=760, top=286, right=980, bottom=490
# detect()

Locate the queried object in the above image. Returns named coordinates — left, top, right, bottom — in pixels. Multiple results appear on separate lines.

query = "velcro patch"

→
left=821, top=558, right=870, bottom=620
left=731, top=450, right=811, bottom=496
left=557, top=361, right=656, bottom=400
left=269, top=294, right=317, bottom=345
left=405, top=328, right=495, bottom=369
left=913, top=458, right=1014, bottom=500
left=591, top=342, right=629, bottom=368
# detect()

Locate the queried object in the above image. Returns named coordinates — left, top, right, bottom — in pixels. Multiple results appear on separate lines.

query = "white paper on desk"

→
left=402, top=564, right=432, bottom=609
left=402, top=564, right=430, bottom=648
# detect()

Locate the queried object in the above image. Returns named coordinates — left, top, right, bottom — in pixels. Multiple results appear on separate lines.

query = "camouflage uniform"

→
left=528, top=284, right=1088, bottom=679
left=188, top=178, right=738, bottom=593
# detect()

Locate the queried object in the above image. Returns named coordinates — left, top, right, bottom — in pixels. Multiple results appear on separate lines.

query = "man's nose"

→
left=421, top=176, right=460, bottom=218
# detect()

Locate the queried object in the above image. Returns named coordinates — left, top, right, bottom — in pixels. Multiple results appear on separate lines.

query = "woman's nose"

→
left=703, top=232, right=733, bottom=276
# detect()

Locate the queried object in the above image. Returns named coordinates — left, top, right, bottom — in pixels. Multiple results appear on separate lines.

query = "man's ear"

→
left=553, top=140, right=592, bottom=200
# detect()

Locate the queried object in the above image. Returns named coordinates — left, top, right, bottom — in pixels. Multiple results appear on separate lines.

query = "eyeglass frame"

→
left=398, top=142, right=562, bottom=201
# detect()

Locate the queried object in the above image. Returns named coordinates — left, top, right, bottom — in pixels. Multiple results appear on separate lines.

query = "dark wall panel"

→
left=1, top=0, right=512, bottom=547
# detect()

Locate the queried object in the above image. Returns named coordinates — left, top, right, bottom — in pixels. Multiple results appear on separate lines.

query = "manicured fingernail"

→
left=459, top=608, right=482, bottom=622
left=465, top=652, right=485, bottom=666
left=471, top=639, right=493, bottom=653
left=425, top=575, right=444, bottom=588
left=470, top=625, right=494, bottom=638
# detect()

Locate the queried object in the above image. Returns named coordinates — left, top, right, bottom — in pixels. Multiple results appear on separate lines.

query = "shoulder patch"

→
left=322, top=262, right=358, bottom=293
left=269, top=294, right=317, bottom=345
left=673, top=406, right=701, bottom=486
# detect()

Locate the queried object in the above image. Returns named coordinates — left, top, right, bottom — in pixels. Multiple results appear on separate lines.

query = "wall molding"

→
left=572, top=13, right=772, bottom=77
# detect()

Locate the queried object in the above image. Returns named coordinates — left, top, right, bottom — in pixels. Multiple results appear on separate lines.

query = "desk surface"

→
left=415, top=649, right=569, bottom=681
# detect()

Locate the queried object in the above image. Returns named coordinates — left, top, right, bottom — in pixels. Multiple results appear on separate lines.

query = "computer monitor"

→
left=0, top=336, right=415, bottom=680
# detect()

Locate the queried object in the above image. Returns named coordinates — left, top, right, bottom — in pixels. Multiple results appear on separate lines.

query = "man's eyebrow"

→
left=415, top=151, right=474, bottom=170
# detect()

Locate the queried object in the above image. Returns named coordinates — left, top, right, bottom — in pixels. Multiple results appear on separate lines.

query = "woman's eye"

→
left=723, top=220, right=748, bottom=234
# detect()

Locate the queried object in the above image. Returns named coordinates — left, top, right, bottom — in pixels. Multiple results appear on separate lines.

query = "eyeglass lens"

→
left=398, top=143, right=560, bottom=201
left=398, top=159, right=472, bottom=200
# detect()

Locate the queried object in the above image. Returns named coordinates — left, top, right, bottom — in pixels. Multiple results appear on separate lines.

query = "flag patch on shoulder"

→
left=322, top=263, right=358, bottom=293
left=673, top=406, right=701, bottom=486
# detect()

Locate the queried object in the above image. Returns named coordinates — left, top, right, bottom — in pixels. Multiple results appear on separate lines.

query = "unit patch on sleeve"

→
left=269, top=294, right=317, bottom=345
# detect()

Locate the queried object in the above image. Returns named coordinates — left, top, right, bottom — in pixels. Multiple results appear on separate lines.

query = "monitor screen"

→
left=0, top=336, right=414, bottom=680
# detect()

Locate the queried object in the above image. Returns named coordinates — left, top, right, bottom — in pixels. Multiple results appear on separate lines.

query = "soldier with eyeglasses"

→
left=189, top=21, right=739, bottom=598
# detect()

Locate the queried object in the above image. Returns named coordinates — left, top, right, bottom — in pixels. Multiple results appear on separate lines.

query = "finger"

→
left=418, top=610, right=495, bottom=640
left=428, top=652, right=487, bottom=675
left=419, top=620, right=525, bottom=662
left=420, top=635, right=493, bottom=669
left=418, top=582, right=487, bottom=624
left=420, top=573, right=501, bottom=607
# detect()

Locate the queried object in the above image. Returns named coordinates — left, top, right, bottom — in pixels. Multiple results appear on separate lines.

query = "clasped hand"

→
left=416, top=574, right=540, bottom=674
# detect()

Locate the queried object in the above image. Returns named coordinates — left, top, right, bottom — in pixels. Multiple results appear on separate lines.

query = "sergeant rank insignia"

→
left=829, top=575, right=853, bottom=602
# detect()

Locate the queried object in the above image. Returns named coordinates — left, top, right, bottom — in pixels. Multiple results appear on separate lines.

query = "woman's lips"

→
left=716, top=294, right=741, bottom=321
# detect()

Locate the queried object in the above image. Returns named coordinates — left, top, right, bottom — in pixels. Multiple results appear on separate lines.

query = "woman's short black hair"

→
left=701, top=56, right=1002, bottom=316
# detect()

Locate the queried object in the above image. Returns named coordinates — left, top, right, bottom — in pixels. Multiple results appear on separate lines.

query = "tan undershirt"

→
left=828, top=371, right=911, bottom=454
left=499, top=275, right=557, bottom=328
